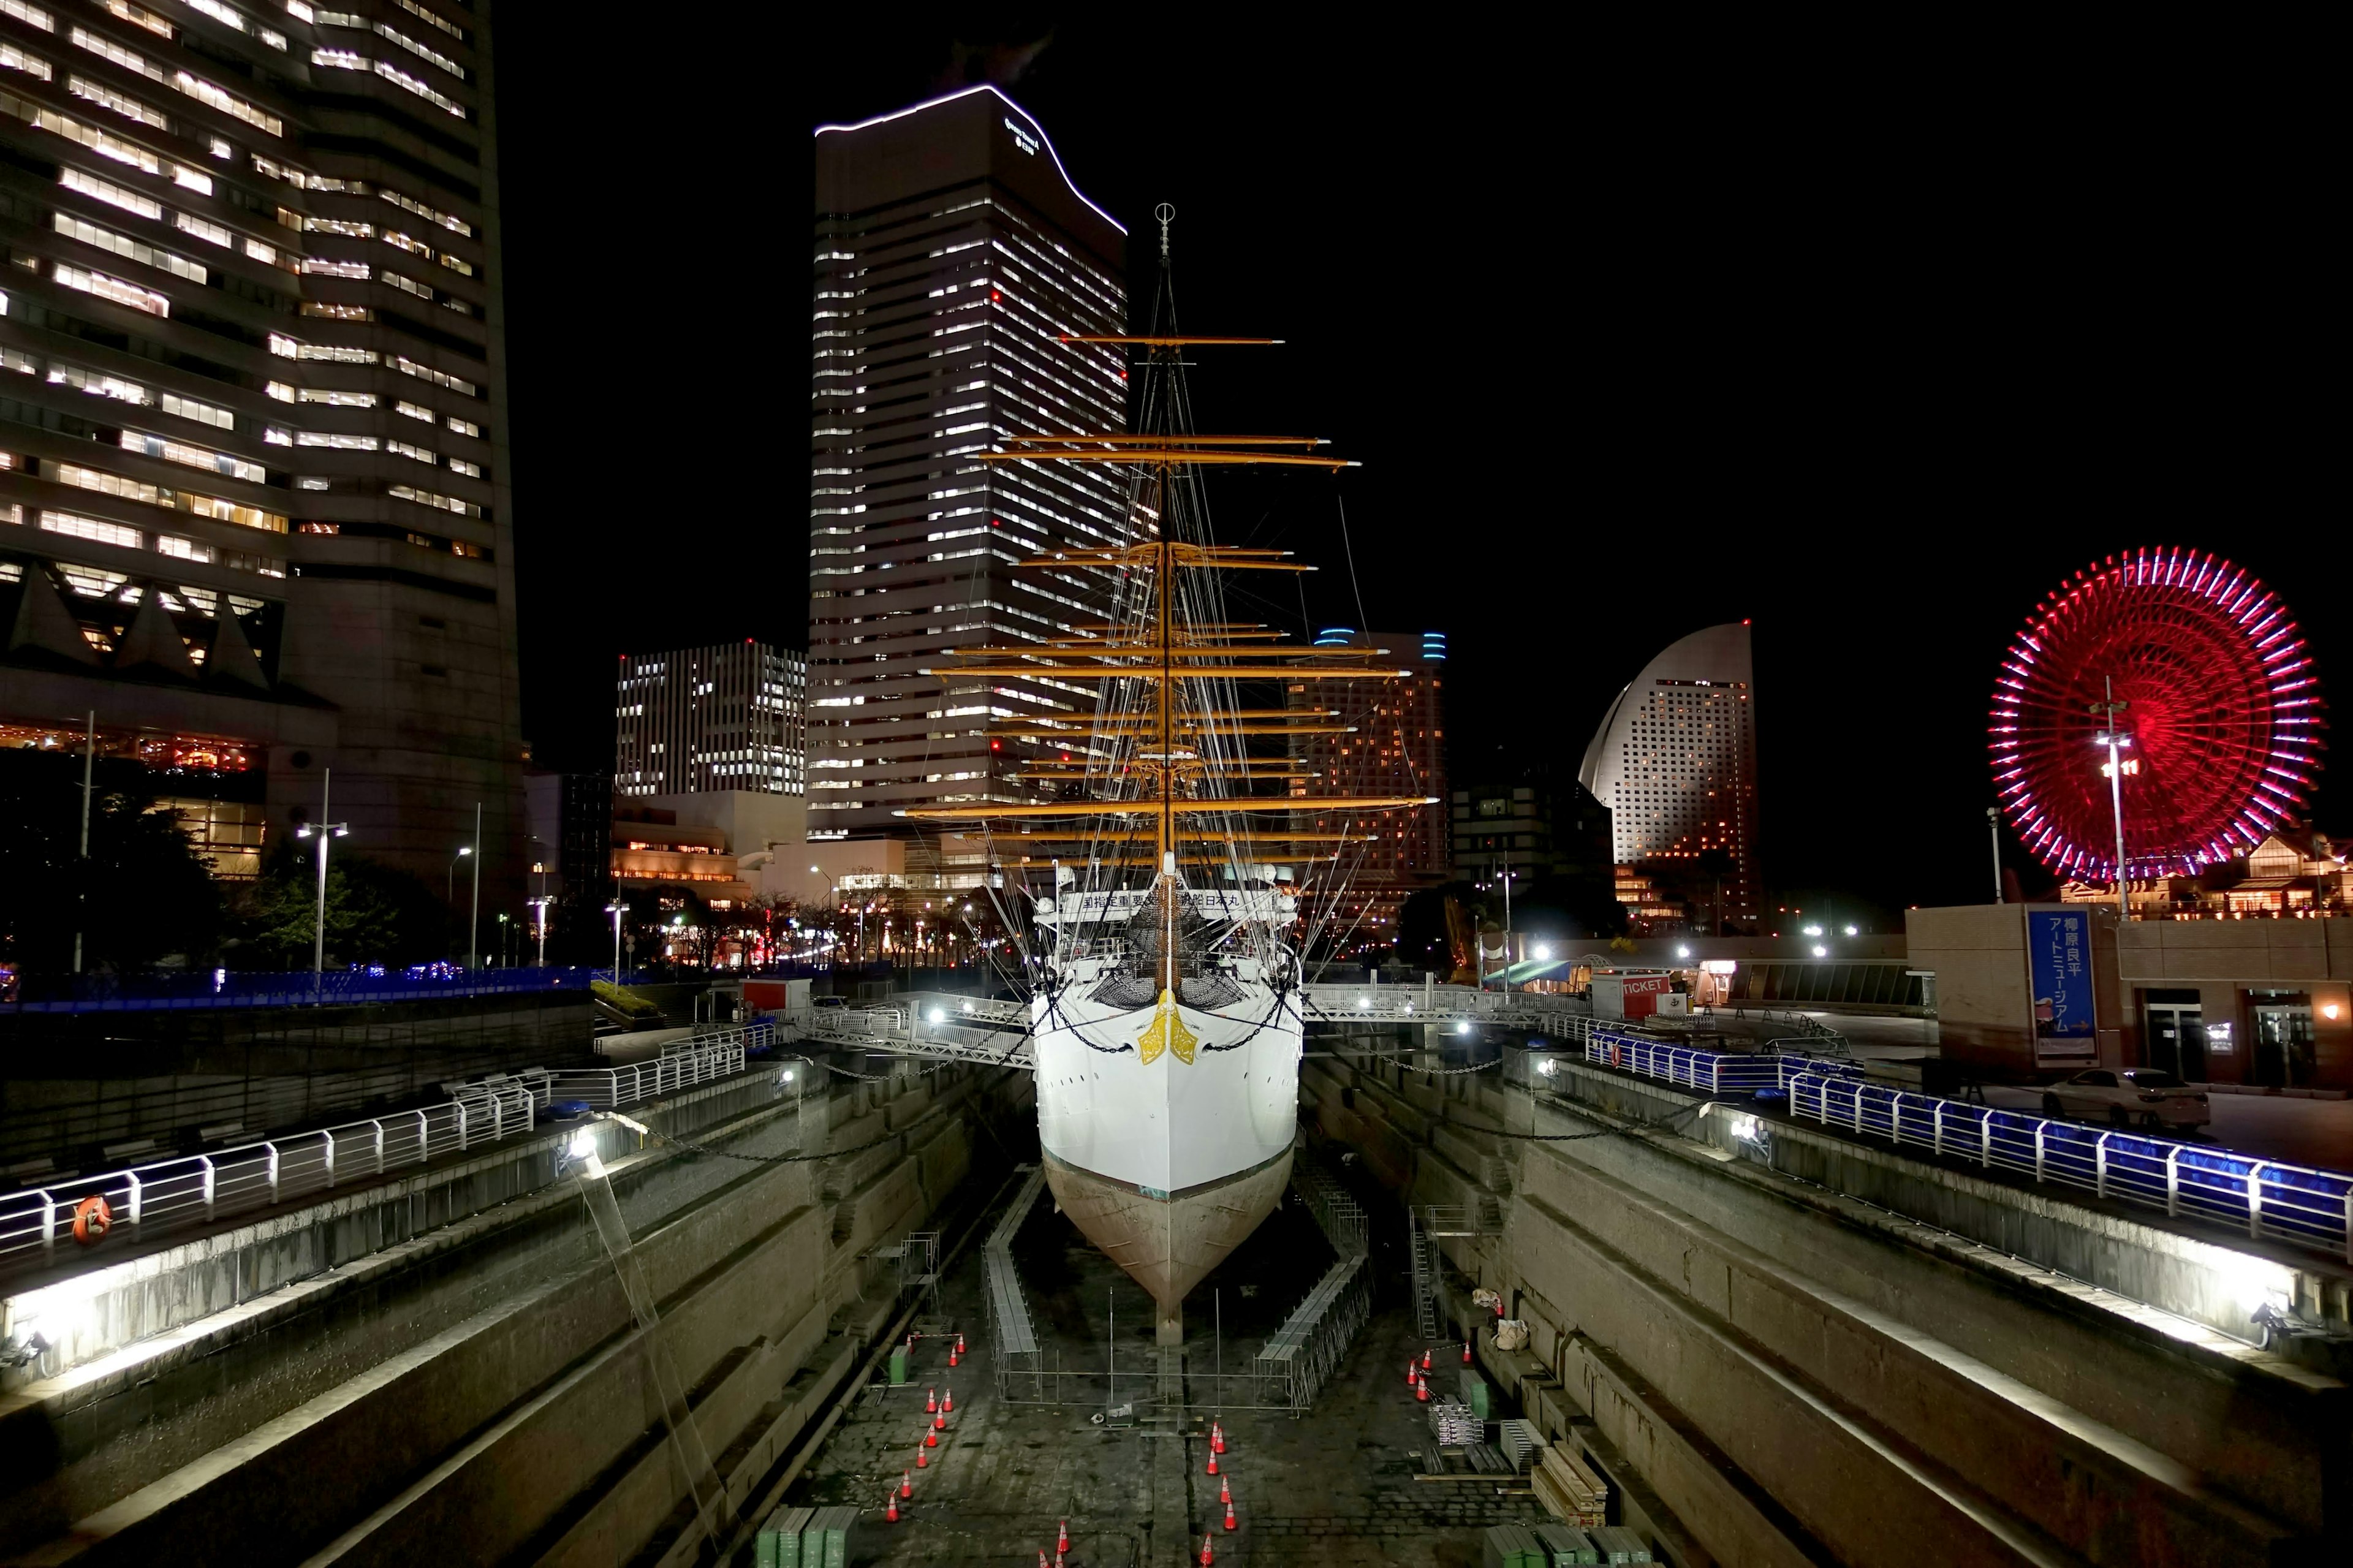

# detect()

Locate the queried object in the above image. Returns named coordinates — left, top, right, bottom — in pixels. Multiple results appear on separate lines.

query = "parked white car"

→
left=2041, top=1068, right=2211, bottom=1131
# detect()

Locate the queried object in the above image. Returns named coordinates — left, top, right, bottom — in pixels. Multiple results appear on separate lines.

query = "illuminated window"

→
left=67, top=28, right=164, bottom=83
left=68, top=74, right=170, bottom=129
left=298, top=388, right=376, bottom=407
left=244, top=237, right=279, bottom=265
left=41, top=509, right=142, bottom=549
left=395, top=399, right=433, bottom=422
left=299, top=302, right=371, bottom=320
left=119, top=430, right=265, bottom=482
left=162, top=391, right=232, bottom=430
left=100, top=1, right=172, bottom=37
left=1, top=2, right=55, bottom=34
left=391, top=355, right=475, bottom=396
left=295, top=431, right=377, bottom=450
left=172, top=70, right=282, bottom=136
left=390, top=482, right=477, bottom=517
left=55, top=262, right=168, bottom=316
left=46, top=362, right=150, bottom=403
left=178, top=493, right=283, bottom=531
left=381, top=268, right=430, bottom=298
left=1, top=42, right=51, bottom=80
left=389, top=0, right=463, bottom=42
left=173, top=212, right=232, bottom=247
left=156, top=532, right=213, bottom=562
left=55, top=461, right=170, bottom=506
left=300, top=257, right=369, bottom=279
left=444, top=413, right=479, bottom=437
left=303, top=218, right=375, bottom=238
left=297, top=344, right=376, bottom=363
left=53, top=213, right=205, bottom=282
left=447, top=456, right=480, bottom=478
left=378, top=184, right=470, bottom=236
left=388, top=439, right=434, bottom=464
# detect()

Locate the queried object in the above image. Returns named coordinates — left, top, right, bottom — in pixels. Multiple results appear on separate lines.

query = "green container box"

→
left=887, top=1347, right=909, bottom=1385
left=1460, top=1369, right=1491, bottom=1420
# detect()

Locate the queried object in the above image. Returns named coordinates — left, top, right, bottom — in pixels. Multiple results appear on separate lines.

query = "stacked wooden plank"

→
left=1531, top=1441, right=1608, bottom=1528
left=1533, top=1524, right=1601, bottom=1565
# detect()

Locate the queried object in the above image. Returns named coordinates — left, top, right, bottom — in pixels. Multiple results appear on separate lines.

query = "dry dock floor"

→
left=784, top=1184, right=1545, bottom=1564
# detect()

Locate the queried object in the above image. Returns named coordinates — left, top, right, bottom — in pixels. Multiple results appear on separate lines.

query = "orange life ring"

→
left=72, top=1194, right=113, bottom=1246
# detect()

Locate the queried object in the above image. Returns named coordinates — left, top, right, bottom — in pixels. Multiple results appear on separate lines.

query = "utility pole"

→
left=299, top=771, right=349, bottom=999
left=72, top=710, right=93, bottom=974
left=1987, top=807, right=2003, bottom=903
left=467, top=801, right=483, bottom=969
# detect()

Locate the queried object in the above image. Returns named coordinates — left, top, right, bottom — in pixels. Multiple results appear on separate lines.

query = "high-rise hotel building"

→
left=809, top=86, right=1129, bottom=837
left=615, top=640, right=806, bottom=798
left=0, top=0, right=519, bottom=894
left=1577, top=622, right=1762, bottom=926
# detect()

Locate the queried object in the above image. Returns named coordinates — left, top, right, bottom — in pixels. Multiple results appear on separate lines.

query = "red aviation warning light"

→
left=1990, top=548, right=2324, bottom=883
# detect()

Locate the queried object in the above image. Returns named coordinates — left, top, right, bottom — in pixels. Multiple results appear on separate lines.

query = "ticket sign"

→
left=2027, top=907, right=2096, bottom=1064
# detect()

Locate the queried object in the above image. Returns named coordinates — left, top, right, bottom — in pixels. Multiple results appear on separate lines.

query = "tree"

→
left=231, top=836, right=447, bottom=969
left=0, top=748, right=225, bottom=974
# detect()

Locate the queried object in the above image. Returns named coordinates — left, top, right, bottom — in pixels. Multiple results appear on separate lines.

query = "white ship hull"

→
left=1032, top=964, right=1302, bottom=1343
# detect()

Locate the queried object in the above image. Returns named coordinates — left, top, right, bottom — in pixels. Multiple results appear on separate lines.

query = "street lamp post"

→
left=529, top=895, right=551, bottom=968
left=2091, top=678, right=2132, bottom=923
left=296, top=768, right=349, bottom=999
left=604, top=901, right=624, bottom=982
left=467, top=801, right=482, bottom=969
left=448, top=846, right=471, bottom=909
left=1987, top=806, right=2003, bottom=903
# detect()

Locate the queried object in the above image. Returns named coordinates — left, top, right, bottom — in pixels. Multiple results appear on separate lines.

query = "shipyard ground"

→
left=784, top=1187, right=1542, bottom=1565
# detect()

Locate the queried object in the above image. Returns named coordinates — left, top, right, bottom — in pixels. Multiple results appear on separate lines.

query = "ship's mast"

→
left=901, top=206, right=1435, bottom=982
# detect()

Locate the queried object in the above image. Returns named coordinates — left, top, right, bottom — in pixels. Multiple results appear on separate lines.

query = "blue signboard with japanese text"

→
left=2026, top=907, right=2096, bottom=1062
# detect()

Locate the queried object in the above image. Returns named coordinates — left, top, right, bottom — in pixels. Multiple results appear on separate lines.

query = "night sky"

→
left=494, top=21, right=2330, bottom=928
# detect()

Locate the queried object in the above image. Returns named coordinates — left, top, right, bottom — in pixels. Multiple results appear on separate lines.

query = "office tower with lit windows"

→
left=808, top=86, right=1128, bottom=837
left=615, top=640, right=806, bottom=798
left=1576, top=622, right=1761, bottom=927
left=1289, top=629, right=1447, bottom=942
left=0, top=0, right=518, bottom=896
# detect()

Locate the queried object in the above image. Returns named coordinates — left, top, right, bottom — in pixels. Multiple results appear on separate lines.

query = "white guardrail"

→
left=1563, top=1028, right=2353, bottom=1265
left=0, top=1026, right=764, bottom=1268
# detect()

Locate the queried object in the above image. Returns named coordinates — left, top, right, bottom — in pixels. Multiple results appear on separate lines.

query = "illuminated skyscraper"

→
left=808, top=86, right=1128, bottom=837
left=1290, top=629, right=1447, bottom=943
left=0, top=1, right=518, bottom=893
left=1577, top=623, right=1761, bottom=926
left=615, top=641, right=806, bottom=798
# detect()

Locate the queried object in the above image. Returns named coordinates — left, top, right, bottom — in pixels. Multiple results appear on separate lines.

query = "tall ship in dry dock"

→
left=905, top=210, right=1431, bottom=1343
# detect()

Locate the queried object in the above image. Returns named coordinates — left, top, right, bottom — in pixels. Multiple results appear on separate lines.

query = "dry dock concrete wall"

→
left=0, top=1059, right=1033, bottom=1567
left=1302, top=1043, right=2347, bottom=1568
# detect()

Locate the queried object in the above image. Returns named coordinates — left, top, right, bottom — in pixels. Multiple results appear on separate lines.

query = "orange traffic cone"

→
left=1224, top=1498, right=1237, bottom=1532
left=926, top=1387, right=938, bottom=1414
left=1057, top=1520, right=1070, bottom=1553
left=1056, top=1553, right=1065, bottom=1568
left=933, top=1411, right=946, bottom=1431
left=1415, top=1374, right=1430, bottom=1403
left=887, top=1492, right=900, bottom=1523
left=900, top=1469, right=913, bottom=1499
left=1037, top=1553, right=1048, bottom=1568
left=1406, top=1358, right=1417, bottom=1386
left=1463, top=1338, right=1473, bottom=1364
left=1210, top=1420, right=1225, bottom=1453
left=949, top=1346, right=960, bottom=1367
left=1199, top=1532, right=1215, bottom=1565
left=957, top=1332, right=966, bottom=1355
left=915, top=1446, right=928, bottom=1469
left=925, top=1428, right=939, bottom=1448
left=1420, top=1348, right=1432, bottom=1371
left=1219, top=1476, right=1231, bottom=1507
left=942, top=1387, right=955, bottom=1414
left=1205, top=1448, right=1219, bottom=1476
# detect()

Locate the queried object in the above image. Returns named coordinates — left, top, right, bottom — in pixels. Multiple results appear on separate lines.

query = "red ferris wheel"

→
left=1990, top=548, right=2324, bottom=882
